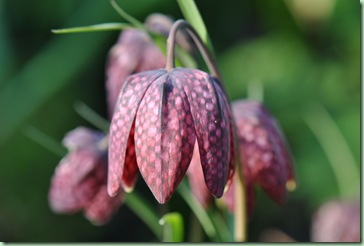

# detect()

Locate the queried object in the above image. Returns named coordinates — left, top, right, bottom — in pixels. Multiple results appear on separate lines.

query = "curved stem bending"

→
left=165, top=20, right=221, bottom=80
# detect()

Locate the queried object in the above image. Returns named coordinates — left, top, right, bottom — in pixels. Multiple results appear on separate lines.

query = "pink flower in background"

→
left=311, top=199, right=360, bottom=242
left=49, top=127, right=123, bottom=225
left=223, top=100, right=295, bottom=216
left=108, top=68, right=235, bottom=204
left=105, top=29, right=166, bottom=117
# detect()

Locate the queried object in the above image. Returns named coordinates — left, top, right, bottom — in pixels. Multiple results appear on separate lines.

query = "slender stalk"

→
left=124, top=191, right=162, bottom=239
left=23, top=126, right=67, bottom=157
left=234, top=168, right=247, bottom=242
left=177, top=180, right=218, bottom=241
left=165, top=20, right=221, bottom=79
left=110, top=0, right=145, bottom=30
left=233, top=129, right=247, bottom=241
left=74, top=101, right=110, bottom=132
left=188, top=213, right=203, bottom=242
left=51, top=23, right=132, bottom=34
left=207, top=210, right=231, bottom=242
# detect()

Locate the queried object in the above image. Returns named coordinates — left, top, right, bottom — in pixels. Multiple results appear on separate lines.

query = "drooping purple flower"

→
left=105, top=29, right=166, bottom=116
left=311, top=199, right=360, bottom=242
left=222, top=100, right=295, bottom=215
left=108, top=68, right=235, bottom=204
left=49, top=127, right=123, bottom=225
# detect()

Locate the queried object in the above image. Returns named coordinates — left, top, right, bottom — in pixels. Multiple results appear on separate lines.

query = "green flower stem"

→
left=177, top=0, right=214, bottom=54
left=207, top=210, right=231, bottom=242
left=234, top=166, right=247, bottom=242
left=23, top=126, right=67, bottom=157
left=74, top=101, right=110, bottom=132
left=177, top=180, right=219, bottom=241
left=51, top=23, right=132, bottom=34
left=165, top=20, right=221, bottom=79
left=188, top=213, right=203, bottom=242
left=124, top=191, right=162, bottom=239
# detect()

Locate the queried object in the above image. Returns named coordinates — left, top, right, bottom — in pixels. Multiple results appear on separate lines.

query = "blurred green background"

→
left=0, top=0, right=359, bottom=242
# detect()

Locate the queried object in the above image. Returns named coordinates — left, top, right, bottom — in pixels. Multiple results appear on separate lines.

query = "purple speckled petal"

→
left=108, top=70, right=166, bottom=196
left=211, top=78, right=236, bottom=192
left=135, top=75, right=196, bottom=203
left=84, top=185, right=124, bottom=225
left=49, top=149, right=106, bottom=213
left=172, top=68, right=230, bottom=198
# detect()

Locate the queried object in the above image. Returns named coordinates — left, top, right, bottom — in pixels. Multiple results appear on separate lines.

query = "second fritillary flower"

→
left=223, top=100, right=295, bottom=215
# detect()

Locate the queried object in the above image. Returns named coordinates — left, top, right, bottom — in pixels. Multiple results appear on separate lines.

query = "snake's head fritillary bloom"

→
left=106, top=29, right=166, bottom=117
left=222, top=100, right=295, bottom=215
left=49, top=127, right=123, bottom=225
left=108, top=68, right=235, bottom=204
left=311, top=199, right=360, bottom=242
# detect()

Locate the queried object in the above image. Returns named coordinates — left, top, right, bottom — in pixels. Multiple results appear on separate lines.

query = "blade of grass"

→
left=124, top=191, right=162, bottom=239
left=177, top=0, right=214, bottom=54
left=23, top=126, right=66, bottom=157
left=52, top=22, right=132, bottom=34
left=177, top=180, right=219, bottom=241
left=74, top=101, right=110, bottom=132
left=304, top=102, right=359, bottom=197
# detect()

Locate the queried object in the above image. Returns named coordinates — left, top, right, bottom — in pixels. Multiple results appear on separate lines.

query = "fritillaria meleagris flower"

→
left=311, top=199, right=360, bottom=242
left=49, top=127, right=123, bottom=225
left=223, top=100, right=295, bottom=216
left=108, top=68, right=235, bottom=204
left=105, top=28, right=166, bottom=116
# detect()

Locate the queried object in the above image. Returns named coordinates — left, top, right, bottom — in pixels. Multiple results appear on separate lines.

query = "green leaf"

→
left=177, top=0, right=214, bottom=53
left=52, top=22, right=132, bottom=34
left=159, top=212, right=184, bottom=242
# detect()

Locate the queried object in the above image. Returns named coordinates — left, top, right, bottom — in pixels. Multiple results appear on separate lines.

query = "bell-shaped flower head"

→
left=223, top=100, right=295, bottom=215
left=108, top=68, right=235, bottom=204
left=49, top=127, right=123, bottom=225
